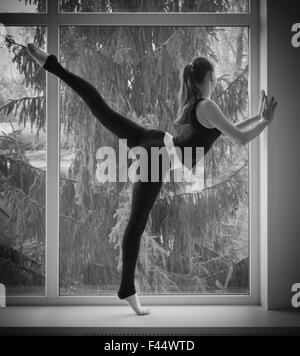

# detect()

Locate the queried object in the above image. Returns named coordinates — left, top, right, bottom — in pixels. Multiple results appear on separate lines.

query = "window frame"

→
left=0, top=0, right=262, bottom=306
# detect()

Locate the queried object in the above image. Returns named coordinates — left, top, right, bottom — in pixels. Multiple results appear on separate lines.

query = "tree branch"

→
left=0, top=95, right=44, bottom=112
left=214, top=65, right=248, bottom=101
left=158, top=161, right=248, bottom=201
left=0, top=154, right=77, bottom=183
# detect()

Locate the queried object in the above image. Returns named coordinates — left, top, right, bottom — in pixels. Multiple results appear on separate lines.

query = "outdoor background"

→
left=0, top=0, right=250, bottom=297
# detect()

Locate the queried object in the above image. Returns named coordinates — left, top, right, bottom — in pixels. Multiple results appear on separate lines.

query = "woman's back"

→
left=172, top=98, right=222, bottom=169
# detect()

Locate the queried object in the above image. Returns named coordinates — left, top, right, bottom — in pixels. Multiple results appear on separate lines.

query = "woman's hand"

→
left=257, top=89, right=266, bottom=117
left=258, top=90, right=278, bottom=124
left=263, top=93, right=278, bottom=124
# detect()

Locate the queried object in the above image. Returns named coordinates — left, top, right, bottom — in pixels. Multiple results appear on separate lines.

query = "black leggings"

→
left=43, top=55, right=169, bottom=299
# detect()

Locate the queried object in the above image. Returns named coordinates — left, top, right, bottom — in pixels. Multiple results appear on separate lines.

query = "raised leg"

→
left=27, top=45, right=146, bottom=149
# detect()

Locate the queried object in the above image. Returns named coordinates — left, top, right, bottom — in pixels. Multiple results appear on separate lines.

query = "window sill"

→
left=1, top=305, right=300, bottom=335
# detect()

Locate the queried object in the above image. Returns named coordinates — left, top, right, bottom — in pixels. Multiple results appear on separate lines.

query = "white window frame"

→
left=1, top=0, right=263, bottom=306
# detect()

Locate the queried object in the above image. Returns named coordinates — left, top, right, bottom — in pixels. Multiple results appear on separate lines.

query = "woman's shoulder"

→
left=196, top=97, right=217, bottom=110
left=195, top=98, right=216, bottom=129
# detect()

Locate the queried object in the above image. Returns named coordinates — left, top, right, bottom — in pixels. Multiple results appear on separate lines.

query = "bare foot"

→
left=120, top=293, right=151, bottom=316
left=26, top=43, right=49, bottom=67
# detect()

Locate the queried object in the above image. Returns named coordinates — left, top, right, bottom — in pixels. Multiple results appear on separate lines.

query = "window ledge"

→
left=1, top=306, right=300, bottom=335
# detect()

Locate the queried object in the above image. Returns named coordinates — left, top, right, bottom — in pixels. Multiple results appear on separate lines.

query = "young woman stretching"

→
left=26, top=44, right=277, bottom=316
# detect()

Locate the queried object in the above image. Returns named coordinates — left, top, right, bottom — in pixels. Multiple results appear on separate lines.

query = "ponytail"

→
left=175, top=57, right=214, bottom=126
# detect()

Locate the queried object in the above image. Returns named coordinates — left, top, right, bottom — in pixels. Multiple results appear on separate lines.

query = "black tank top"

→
left=172, top=98, right=222, bottom=169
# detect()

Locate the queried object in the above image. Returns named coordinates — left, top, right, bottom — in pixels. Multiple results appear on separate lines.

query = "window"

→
left=0, top=0, right=260, bottom=305
left=0, top=0, right=47, bottom=13
left=58, top=0, right=249, bottom=13
left=0, top=25, right=47, bottom=297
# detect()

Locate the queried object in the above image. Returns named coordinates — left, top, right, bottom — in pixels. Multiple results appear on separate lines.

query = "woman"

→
left=26, top=44, right=277, bottom=315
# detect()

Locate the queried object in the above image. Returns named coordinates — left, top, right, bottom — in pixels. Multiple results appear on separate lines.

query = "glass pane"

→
left=0, top=0, right=47, bottom=13
left=0, top=26, right=47, bottom=296
left=58, top=25, right=249, bottom=296
left=59, top=0, right=249, bottom=13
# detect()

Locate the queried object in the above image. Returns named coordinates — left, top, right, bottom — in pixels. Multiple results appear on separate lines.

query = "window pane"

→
left=0, top=0, right=47, bottom=13
left=59, top=0, right=249, bottom=13
left=58, top=25, right=249, bottom=296
left=0, top=26, right=47, bottom=296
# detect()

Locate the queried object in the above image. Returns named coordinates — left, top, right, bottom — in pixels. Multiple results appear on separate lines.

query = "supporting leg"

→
left=117, top=179, right=164, bottom=315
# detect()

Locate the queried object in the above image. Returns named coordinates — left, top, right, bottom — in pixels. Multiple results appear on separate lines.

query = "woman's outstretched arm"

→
left=234, top=114, right=262, bottom=130
left=239, top=119, right=269, bottom=145
left=240, top=94, right=277, bottom=144
left=233, top=90, right=269, bottom=130
left=200, top=96, right=277, bottom=145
